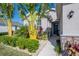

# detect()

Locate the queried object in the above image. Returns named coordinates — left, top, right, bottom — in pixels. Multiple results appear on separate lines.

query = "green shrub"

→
left=0, top=36, right=39, bottom=53
left=16, top=37, right=27, bottom=49
left=27, top=39, right=39, bottom=53
left=6, top=37, right=13, bottom=45
left=16, top=38, right=39, bottom=52
left=55, top=46, right=60, bottom=55
left=42, top=32, right=48, bottom=40
left=0, top=32, right=8, bottom=36
left=15, top=26, right=29, bottom=38
left=0, top=36, right=4, bottom=43
left=10, top=37, right=18, bottom=47
left=55, top=44, right=61, bottom=55
left=1, top=36, right=11, bottom=45
left=0, top=36, right=18, bottom=47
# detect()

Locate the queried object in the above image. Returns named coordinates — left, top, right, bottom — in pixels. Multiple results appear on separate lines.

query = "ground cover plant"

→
left=0, top=36, right=39, bottom=53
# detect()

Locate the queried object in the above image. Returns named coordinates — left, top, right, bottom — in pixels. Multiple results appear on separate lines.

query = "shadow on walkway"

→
left=38, top=36, right=57, bottom=56
left=48, top=36, right=58, bottom=47
left=48, top=36, right=66, bottom=56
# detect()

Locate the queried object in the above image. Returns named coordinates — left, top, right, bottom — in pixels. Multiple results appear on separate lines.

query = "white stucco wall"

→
left=41, top=17, right=51, bottom=32
left=47, top=11, right=57, bottom=22
left=41, top=10, right=57, bottom=32
left=0, top=26, right=18, bottom=33
left=62, top=4, right=79, bottom=36
left=0, top=26, right=8, bottom=32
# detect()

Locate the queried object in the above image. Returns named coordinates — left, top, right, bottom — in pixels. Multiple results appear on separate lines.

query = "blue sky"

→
left=12, top=4, right=23, bottom=24
left=12, top=3, right=56, bottom=24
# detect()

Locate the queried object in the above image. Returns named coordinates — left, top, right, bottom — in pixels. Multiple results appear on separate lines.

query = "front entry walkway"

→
left=38, top=37, right=57, bottom=56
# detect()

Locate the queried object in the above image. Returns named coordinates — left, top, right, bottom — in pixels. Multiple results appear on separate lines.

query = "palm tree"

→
left=0, top=3, right=14, bottom=36
left=18, top=3, right=37, bottom=39
left=18, top=3, right=50, bottom=39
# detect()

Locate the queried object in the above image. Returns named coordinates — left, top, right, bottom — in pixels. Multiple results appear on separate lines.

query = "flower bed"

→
left=0, top=36, right=39, bottom=53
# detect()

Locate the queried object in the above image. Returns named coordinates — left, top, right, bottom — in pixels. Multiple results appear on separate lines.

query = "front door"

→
left=53, top=22, right=59, bottom=36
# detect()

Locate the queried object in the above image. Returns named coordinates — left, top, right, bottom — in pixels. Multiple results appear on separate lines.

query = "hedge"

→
left=0, top=32, right=8, bottom=36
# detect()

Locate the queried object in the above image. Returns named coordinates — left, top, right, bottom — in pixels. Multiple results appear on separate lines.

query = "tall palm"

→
left=18, top=3, right=50, bottom=39
left=18, top=3, right=37, bottom=39
left=0, top=3, right=14, bottom=36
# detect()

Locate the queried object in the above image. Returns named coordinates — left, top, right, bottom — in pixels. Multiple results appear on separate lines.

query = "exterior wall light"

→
left=67, top=10, right=74, bottom=19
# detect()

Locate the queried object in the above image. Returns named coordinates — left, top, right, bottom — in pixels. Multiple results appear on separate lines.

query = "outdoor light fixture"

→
left=67, top=10, right=74, bottom=19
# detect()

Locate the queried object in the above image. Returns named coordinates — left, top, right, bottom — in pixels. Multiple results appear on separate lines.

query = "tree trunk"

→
left=29, top=21, right=37, bottom=39
left=28, top=13, right=37, bottom=39
left=7, top=19, right=12, bottom=36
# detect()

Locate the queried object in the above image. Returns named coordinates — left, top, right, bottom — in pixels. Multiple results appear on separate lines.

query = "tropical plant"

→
left=16, top=37, right=39, bottom=52
left=16, top=37, right=27, bottom=49
left=18, top=4, right=37, bottom=39
left=55, top=40, right=61, bottom=55
left=0, top=3, right=14, bottom=36
left=27, top=39, right=39, bottom=53
left=18, top=3, right=50, bottom=39
left=0, top=36, right=12, bottom=45
left=0, top=32, right=8, bottom=36
left=10, top=37, right=18, bottom=47
left=0, top=36, right=39, bottom=53
left=15, top=26, right=29, bottom=38
left=42, top=32, right=48, bottom=40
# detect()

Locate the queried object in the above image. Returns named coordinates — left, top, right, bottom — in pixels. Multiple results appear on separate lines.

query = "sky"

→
left=12, top=4, right=23, bottom=24
left=12, top=3, right=56, bottom=24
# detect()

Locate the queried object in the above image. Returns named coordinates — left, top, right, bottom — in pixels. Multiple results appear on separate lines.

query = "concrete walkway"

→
left=38, top=37, right=57, bottom=56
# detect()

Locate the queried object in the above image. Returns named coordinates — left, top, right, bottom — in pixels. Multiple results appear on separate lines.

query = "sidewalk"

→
left=38, top=37, right=57, bottom=56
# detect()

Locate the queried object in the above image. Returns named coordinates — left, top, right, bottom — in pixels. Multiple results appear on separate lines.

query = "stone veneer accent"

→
left=60, top=36, right=79, bottom=50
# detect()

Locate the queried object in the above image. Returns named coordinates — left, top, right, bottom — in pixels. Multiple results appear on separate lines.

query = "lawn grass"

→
left=0, top=44, right=30, bottom=56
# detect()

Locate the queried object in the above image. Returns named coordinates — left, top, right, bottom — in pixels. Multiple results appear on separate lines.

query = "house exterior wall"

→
left=62, top=4, right=79, bottom=36
left=0, top=26, right=8, bottom=32
left=41, top=10, right=57, bottom=36
left=57, top=3, right=79, bottom=50
left=47, top=10, right=57, bottom=22
left=0, top=26, right=16, bottom=33
left=56, top=3, right=62, bottom=35
left=41, top=17, right=51, bottom=32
